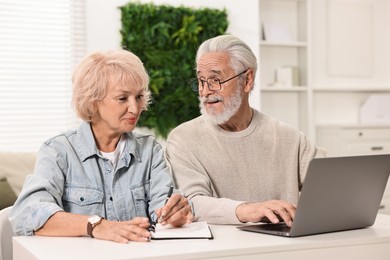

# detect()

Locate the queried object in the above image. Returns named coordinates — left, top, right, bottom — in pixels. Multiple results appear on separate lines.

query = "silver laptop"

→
left=238, top=154, right=390, bottom=237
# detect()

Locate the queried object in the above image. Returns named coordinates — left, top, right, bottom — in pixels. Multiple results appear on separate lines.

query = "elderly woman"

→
left=9, top=50, right=193, bottom=243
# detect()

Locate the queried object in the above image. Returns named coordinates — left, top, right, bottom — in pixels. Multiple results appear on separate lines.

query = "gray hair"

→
left=196, top=35, right=257, bottom=79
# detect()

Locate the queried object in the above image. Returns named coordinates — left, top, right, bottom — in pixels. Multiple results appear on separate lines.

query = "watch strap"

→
left=87, top=216, right=103, bottom=238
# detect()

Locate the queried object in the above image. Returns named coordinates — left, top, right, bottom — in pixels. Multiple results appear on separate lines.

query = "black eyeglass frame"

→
left=189, top=69, right=249, bottom=92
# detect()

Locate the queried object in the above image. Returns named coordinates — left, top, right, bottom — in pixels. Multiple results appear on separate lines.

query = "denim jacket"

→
left=10, top=122, right=173, bottom=236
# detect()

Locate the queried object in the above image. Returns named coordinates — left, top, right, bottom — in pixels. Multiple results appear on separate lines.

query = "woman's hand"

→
left=92, top=217, right=152, bottom=243
left=155, top=193, right=193, bottom=227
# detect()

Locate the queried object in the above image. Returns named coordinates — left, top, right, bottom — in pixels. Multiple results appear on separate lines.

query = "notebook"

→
left=150, top=221, right=213, bottom=240
left=238, top=154, right=390, bottom=237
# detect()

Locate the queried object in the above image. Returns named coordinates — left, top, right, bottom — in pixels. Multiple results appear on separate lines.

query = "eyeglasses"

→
left=188, top=69, right=248, bottom=92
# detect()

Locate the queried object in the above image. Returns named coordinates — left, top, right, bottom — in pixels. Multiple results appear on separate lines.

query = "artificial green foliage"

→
left=120, top=2, right=228, bottom=138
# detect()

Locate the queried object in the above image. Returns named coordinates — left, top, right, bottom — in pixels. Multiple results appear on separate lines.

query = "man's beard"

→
left=199, top=85, right=243, bottom=125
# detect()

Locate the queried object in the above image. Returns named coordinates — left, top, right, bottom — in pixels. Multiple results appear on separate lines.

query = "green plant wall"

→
left=120, top=2, right=228, bottom=138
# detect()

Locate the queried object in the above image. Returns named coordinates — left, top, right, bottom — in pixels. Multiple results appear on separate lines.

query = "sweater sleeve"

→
left=298, top=134, right=327, bottom=189
left=165, top=133, right=245, bottom=225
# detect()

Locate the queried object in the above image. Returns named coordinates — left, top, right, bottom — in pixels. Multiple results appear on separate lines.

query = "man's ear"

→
left=244, top=69, right=254, bottom=93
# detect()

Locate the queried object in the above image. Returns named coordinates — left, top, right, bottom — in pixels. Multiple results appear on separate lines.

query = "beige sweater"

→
left=165, top=109, right=323, bottom=224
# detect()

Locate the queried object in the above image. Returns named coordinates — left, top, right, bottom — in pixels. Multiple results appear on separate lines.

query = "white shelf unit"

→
left=259, top=0, right=390, bottom=145
left=312, top=0, right=390, bottom=146
left=259, top=0, right=312, bottom=137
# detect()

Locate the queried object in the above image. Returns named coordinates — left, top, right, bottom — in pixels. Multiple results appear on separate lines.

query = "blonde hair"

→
left=72, top=49, right=151, bottom=121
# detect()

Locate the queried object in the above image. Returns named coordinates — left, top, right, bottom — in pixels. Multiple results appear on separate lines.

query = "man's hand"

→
left=236, top=200, right=296, bottom=227
left=155, top=193, right=193, bottom=227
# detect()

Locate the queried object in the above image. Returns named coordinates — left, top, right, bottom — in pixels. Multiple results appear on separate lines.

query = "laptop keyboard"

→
left=258, top=223, right=291, bottom=232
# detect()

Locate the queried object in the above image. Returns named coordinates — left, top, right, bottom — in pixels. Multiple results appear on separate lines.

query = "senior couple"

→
left=10, top=35, right=323, bottom=243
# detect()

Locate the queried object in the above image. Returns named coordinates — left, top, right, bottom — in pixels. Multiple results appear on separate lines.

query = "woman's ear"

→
left=90, top=101, right=99, bottom=117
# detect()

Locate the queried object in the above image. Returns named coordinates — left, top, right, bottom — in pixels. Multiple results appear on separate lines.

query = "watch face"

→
left=88, top=215, right=101, bottom=224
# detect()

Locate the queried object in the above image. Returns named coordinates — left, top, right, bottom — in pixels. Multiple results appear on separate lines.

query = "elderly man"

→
left=165, top=35, right=324, bottom=226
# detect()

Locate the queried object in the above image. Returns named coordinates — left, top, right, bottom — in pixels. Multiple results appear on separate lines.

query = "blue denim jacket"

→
left=10, top=122, right=173, bottom=236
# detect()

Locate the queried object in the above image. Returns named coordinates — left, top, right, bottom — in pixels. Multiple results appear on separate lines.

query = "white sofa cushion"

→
left=0, top=152, right=36, bottom=196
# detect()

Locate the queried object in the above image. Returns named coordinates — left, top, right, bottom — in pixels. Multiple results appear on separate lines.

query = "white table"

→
left=13, top=214, right=390, bottom=260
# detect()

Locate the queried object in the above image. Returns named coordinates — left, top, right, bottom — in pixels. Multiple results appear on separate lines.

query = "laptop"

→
left=237, top=154, right=390, bottom=237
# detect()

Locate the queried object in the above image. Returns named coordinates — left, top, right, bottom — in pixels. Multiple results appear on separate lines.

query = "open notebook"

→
left=151, top=221, right=213, bottom=240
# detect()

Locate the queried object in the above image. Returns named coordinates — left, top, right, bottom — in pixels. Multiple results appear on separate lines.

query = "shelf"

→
left=261, top=0, right=307, bottom=2
left=313, top=87, right=390, bottom=93
left=259, top=0, right=310, bottom=136
left=316, top=123, right=390, bottom=129
left=261, top=86, right=308, bottom=92
left=260, top=41, right=307, bottom=47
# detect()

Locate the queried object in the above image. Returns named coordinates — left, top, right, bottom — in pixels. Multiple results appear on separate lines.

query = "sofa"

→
left=0, top=152, right=36, bottom=210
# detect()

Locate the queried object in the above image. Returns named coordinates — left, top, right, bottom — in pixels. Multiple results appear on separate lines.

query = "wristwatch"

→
left=87, top=215, right=103, bottom=238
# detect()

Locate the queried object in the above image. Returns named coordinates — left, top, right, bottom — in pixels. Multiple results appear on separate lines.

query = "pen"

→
left=148, top=218, right=156, bottom=233
left=164, top=185, right=174, bottom=205
left=159, top=185, right=174, bottom=222
left=148, top=207, right=157, bottom=233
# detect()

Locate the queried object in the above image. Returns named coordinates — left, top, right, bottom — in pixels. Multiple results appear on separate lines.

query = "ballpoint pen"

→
left=147, top=202, right=157, bottom=233
left=148, top=218, right=156, bottom=233
left=159, top=185, right=174, bottom=222
left=164, top=186, right=174, bottom=205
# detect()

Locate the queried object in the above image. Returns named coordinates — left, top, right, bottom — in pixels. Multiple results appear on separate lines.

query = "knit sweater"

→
left=165, top=109, right=323, bottom=224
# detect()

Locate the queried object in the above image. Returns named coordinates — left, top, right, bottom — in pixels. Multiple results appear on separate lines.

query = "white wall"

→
left=85, top=0, right=128, bottom=53
left=85, top=0, right=261, bottom=110
left=311, top=0, right=390, bottom=87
